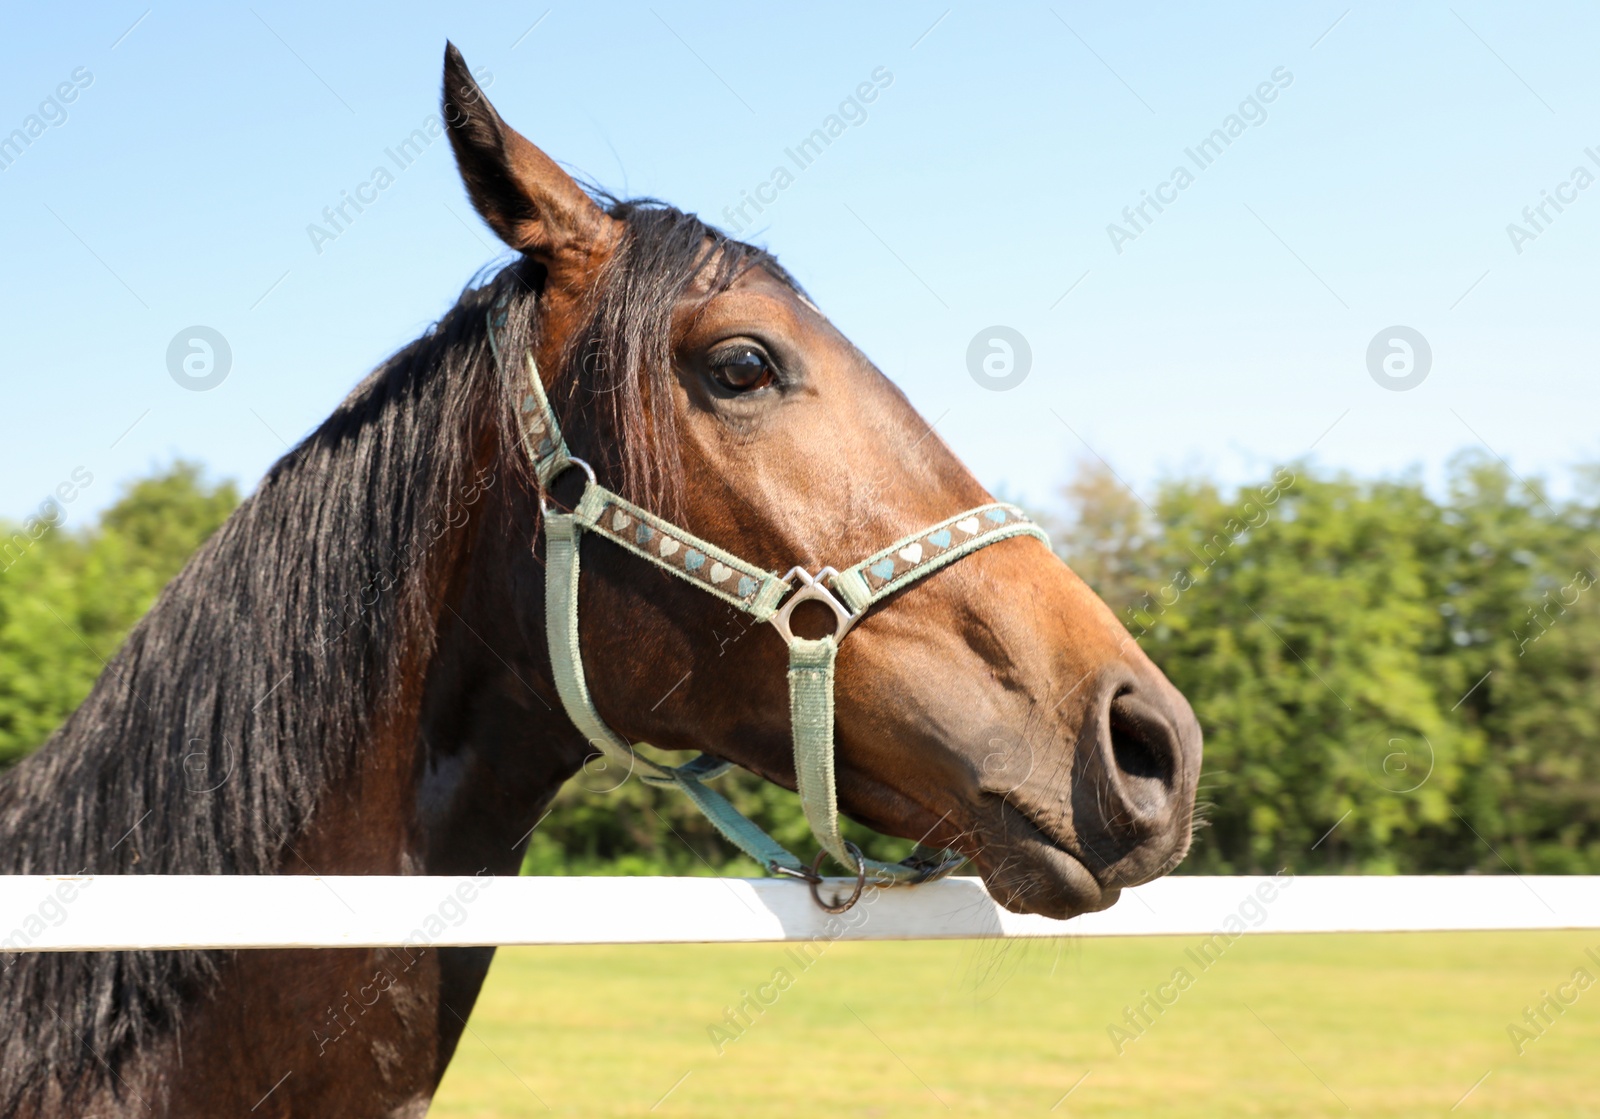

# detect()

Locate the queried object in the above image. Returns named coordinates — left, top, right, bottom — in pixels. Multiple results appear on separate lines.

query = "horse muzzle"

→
left=971, top=666, right=1202, bottom=919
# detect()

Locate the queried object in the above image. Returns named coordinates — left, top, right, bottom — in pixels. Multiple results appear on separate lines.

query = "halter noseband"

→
left=489, top=304, right=1050, bottom=902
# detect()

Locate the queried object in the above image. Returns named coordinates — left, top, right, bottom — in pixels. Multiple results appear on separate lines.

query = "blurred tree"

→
left=1042, top=456, right=1155, bottom=614
left=0, top=462, right=237, bottom=766
left=4, top=456, right=1598, bottom=877
left=1052, top=454, right=1600, bottom=875
left=1417, top=453, right=1600, bottom=873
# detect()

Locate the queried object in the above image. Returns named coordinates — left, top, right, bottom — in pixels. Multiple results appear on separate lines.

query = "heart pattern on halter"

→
left=589, top=499, right=1032, bottom=614
left=592, top=501, right=765, bottom=603
left=858, top=506, right=1028, bottom=592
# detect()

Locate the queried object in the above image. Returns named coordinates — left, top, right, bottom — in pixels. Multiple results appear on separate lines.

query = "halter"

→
left=488, top=304, right=1051, bottom=905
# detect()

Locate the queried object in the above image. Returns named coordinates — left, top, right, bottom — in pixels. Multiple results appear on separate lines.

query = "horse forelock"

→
left=555, top=196, right=800, bottom=522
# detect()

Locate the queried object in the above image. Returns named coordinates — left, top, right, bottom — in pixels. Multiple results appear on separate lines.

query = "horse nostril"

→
left=1104, top=691, right=1178, bottom=819
left=1110, top=711, right=1167, bottom=783
left=1071, top=679, right=1200, bottom=886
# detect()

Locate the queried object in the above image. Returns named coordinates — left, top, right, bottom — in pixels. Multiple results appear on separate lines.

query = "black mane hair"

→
left=0, top=197, right=790, bottom=1112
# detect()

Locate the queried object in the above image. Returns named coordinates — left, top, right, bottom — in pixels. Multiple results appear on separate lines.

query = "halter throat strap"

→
left=489, top=305, right=1050, bottom=889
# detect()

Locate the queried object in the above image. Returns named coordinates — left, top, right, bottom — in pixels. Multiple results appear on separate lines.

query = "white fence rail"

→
left=3, top=875, right=1597, bottom=953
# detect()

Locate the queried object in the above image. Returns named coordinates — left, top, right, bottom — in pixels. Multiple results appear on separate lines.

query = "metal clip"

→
left=808, top=842, right=868, bottom=913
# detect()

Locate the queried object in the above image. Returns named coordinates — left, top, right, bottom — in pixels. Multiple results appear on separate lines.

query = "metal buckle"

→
left=537, top=456, right=596, bottom=516
left=770, top=567, right=858, bottom=646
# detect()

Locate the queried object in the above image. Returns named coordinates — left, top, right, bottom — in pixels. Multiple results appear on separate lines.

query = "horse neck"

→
left=244, top=317, right=587, bottom=879
left=343, top=491, right=588, bottom=881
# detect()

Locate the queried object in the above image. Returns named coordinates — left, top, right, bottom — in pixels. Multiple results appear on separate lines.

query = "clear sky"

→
left=2, top=1, right=1596, bottom=526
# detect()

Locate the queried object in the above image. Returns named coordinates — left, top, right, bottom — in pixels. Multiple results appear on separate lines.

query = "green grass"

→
left=430, top=931, right=1600, bottom=1118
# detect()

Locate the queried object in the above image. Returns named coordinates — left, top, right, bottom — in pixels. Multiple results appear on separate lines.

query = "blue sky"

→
left=2, top=1, right=1596, bottom=526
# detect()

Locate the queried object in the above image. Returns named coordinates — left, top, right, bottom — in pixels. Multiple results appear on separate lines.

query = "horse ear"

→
left=442, top=42, right=610, bottom=272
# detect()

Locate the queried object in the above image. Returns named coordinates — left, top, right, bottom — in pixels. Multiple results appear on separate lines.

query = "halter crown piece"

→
left=488, top=302, right=1051, bottom=909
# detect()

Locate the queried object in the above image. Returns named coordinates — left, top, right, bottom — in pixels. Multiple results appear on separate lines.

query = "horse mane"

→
left=0, top=196, right=789, bottom=1111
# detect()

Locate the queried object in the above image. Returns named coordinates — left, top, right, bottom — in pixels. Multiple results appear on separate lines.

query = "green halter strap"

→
left=489, top=304, right=1051, bottom=894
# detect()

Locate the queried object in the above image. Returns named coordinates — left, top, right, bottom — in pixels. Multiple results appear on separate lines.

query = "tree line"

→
left=1, top=455, right=1594, bottom=875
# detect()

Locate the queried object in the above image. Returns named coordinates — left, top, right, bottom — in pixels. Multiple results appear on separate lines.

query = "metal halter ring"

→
left=770, top=567, right=858, bottom=647
left=537, top=456, right=597, bottom=516
left=809, top=841, right=868, bottom=913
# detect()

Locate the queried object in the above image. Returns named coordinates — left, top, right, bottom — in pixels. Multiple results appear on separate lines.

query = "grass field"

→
left=429, top=930, right=1600, bottom=1118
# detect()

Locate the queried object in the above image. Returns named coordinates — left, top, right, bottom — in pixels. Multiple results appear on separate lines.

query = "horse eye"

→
left=708, top=347, right=774, bottom=393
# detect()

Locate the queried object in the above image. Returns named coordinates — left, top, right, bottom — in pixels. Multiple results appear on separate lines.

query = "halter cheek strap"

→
left=489, top=305, right=1051, bottom=892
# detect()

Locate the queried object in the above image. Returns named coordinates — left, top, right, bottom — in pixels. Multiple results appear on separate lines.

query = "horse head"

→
left=442, top=44, right=1201, bottom=919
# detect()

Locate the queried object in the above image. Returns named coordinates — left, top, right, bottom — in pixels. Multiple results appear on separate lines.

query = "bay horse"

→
left=0, top=44, right=1201, bottom=1117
